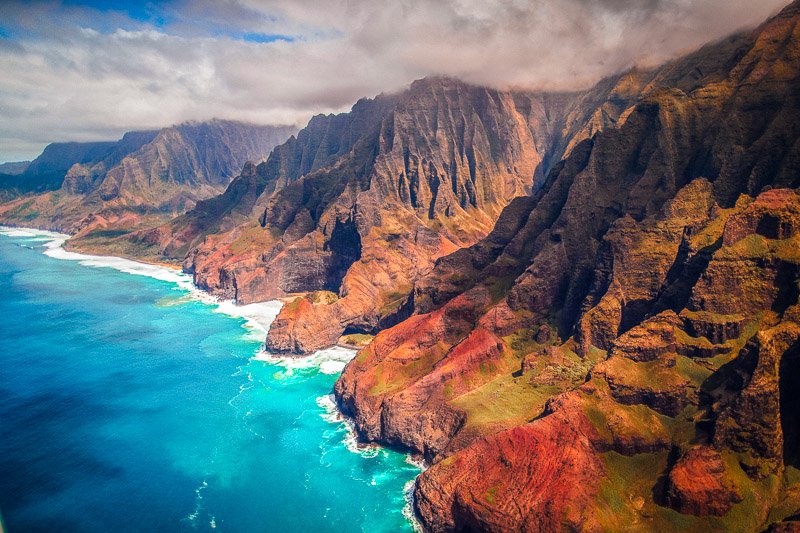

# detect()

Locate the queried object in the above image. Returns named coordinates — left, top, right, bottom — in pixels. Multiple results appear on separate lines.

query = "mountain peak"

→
left=406, top=75, right=471, bottom=94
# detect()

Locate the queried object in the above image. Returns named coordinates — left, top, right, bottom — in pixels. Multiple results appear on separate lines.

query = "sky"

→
left=0, top=0, right=790, bottom=162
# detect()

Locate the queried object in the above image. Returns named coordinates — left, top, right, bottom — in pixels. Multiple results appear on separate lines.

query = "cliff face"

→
left=0, top=120, right=296, bottom=259
left=336, top=2, right=800, bottom=531
left=165, top=74, right=653, bottom=354
left=135, top=94, right=399, bottom=260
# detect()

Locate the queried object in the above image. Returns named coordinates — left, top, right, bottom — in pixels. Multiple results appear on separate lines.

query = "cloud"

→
left=0, top=0, right=789, bottom=161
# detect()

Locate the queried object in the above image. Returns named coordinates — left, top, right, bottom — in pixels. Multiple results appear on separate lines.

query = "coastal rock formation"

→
left=336, top=2, right=800, bottom=531
left=155, top=72, right=658, bottom=354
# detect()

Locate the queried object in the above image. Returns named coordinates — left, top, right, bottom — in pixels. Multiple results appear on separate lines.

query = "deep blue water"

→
left=0, top=229, right=419, bottom=532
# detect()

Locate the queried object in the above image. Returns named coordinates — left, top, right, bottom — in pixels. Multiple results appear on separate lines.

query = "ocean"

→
left=0, top=228, right=420, bottom=532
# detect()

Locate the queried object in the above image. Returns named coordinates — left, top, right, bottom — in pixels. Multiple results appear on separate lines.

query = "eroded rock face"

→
left=414, top=401, right=606, bottom=533
left=336, top=2, right=800, bottom=530
left=666, top=446, right=743, bottom=516
left=160, top=74, right=657, bottom=351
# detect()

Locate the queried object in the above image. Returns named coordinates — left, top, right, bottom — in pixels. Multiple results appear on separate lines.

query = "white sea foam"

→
left=0, top=226, right=195, bottom=286
left=258, top=345, right=357, bottom=376
left=405, top=454, right=428, bottom=470
left=0, top=227, right=66, bottom=240
left=403, top=479, right=424, bottom=533
left=0, top=226, right=283, bottom=339
left=315, top=393, right=383, bottom=458
left=316, top=392, right=425, bottom=529
left=213, top=300, right=282, bottom=340
left=44, top=242, right=193, bottom=286
left=316, top=394, right=343, bottom=424
left=186, top=479, right=209, bottom=526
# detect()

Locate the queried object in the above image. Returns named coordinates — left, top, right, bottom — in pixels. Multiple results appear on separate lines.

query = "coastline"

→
left=0, top=224, right=427, bottom=531
left=0, top=225, right=282, bottom=337
left=0, top=220, right=183, bottom=268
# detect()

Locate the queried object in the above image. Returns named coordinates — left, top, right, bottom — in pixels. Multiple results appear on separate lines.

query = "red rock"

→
left=415, top=403, right=606, bottom=532
left=666, top=446, right=743, bottom=516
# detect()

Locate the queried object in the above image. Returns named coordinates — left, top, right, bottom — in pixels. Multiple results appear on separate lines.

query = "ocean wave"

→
left=405, top=454, right=427, bottom=470
left=0, top=227, right=67, bottom=240
left=185, top=479, right=218, bottom=530
left=0, top=226, right=283, bottom=338
left=402, top=479, right=424, bottom=533
left=44, top=243, right=193, bottom=286
left=316, top=392, right=425, bottom=530
left=213, top=300, right=282, bottom=340
left=257, top=345, right=357, bottom=377
left=0, top=226, right=195, bottom=287
left=315, top=393, right=385, bottom=459
left=186, top=479, right=208, bottom=527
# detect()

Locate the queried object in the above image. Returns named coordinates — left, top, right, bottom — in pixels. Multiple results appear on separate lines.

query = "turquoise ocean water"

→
left=0, top=228, right=420, bottom=532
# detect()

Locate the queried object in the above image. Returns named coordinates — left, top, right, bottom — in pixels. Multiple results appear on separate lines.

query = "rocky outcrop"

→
left=665, top=446, right=743, bottom=516
left=336, top=2, right=800, bottom=531
left=414, top=399, right=606, bottom=532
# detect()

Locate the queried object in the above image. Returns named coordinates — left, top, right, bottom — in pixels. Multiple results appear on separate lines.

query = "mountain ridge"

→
left=133, top=70, right=663, bottom=356
left=0, top=119, right=297, bottom=260
left=335, top=2, right=800, bottom=530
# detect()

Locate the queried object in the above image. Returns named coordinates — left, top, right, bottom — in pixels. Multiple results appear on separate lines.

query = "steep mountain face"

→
left=134, top=94, right=400, bottom=260
left=1, top=140, right=126, bottom=195
left=153, top=74, right=653, bottom=354
left=0, top=120, right=296, bottom=258
left=336, top=2, right=800, bottom=531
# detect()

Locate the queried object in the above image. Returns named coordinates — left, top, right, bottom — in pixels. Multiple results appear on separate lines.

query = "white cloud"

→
left=0, top=0, right=789, bottom=161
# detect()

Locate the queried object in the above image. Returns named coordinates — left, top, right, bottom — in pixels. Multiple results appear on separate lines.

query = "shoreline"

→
left=0, top=225, right=283, bottom=337
left=0, top=220, right=183, bottom=269
left=65, top=240, right=184, bottom=271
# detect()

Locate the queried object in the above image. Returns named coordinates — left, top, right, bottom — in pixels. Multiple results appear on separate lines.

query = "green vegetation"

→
left=82, top=229, right=130, bottom=239
left=485, top=486, right=498, bottom=505
left=355, top=349, right=371, bottom=364
left=674, top=355, right=712, bottom=387
left=689, top=208, right=731, bottom=250
left=720, top=233, right=800, bottom=264
left=712, top=451, right=781, bottom=532
left=283, top=296, right=304, bottom=313
left=229, top=224, right=280, bottom=254
left=596, top=451, right=671, bottom=529
left=339, top=333, right=373, bottom=348
left=593, top=445, right=786, bottom=531
left=368, top=346, right=445, bottom=396
left=485, top=274, right=517, bottom=303
left=600, top=356, right=687, bottom=393
left=680, top=310, right=744, bottom=324
left=502, top=328, right=542, bottom=358
left=450, top=373, right=558, bottom=431
left=308, top=290, right=338, bottom=304
left=378, top=286, right=411, bottom=316
left=443, top=383, right=454, bottom=399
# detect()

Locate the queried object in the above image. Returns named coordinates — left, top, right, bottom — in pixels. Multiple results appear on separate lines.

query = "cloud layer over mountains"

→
left=0, top=0, right=787, bottom=161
